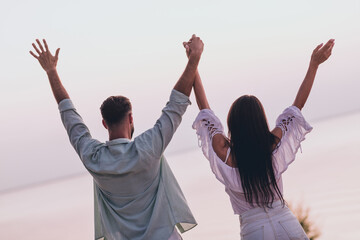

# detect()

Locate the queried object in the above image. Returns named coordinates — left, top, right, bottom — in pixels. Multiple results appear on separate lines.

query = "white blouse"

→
left=192, top=106, right=313, bottom=214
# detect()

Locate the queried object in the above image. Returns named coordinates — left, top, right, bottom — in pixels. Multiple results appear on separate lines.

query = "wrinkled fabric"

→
left=59, top=89, right=196, bottom=240
left=240, top=201, right=309, bottom=240
left=273, top=106, right=313, bottom=176
left=192, top=106, right=312, bottom=214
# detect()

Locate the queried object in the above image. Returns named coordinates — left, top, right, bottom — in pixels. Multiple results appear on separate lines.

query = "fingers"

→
left=55, top=48, right=60, bottom=60
left=191, top=34, right=200, bottom=41
left=321, top=39, right=335, bottom=51
left=325, top=39, right=335, bottom=46
left=32, top=43, right=41, bottom=55
left=322, top=39, right=335, bottom=57
left=188, top=34, right=199, bottom=43
left=29, top=51, right=39, bottom=59
left=187, top=34, right=204, bottom=46
left=325, top=42, right=335, bottom=56
left=313, top=39, right=335, bottom=59
left=43, top=39, right=49, bottom=52
left=188, top=34, right=202, bottom=46
left=183, top=42, right=190, bottom=49
left=313, top=43, right=323, bottom=52
left=190, top=34, right=201, bottom=42
left=188, top=37, right=193, bottom=43
left=36, top=39, right=45, bottom=53
left=327, top=41, right=335, bottom=51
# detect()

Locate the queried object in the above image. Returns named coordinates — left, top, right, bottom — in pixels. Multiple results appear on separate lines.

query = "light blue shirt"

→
left=58, top=89, right=197, bottom=240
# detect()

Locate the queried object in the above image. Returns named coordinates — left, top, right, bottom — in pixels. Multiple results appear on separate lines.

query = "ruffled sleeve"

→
left=272, top=106, right=313, bottom=176
left=192, top=109, right=241, bottom=190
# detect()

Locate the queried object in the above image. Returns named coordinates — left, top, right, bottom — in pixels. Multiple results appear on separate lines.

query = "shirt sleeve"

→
left=58, top=99, right=103, bottom=172
left=192, top=109, right=241, bottom=189
left=134, top=89, right=191, bottom=160
left=272, top=105, right=313, bottom=176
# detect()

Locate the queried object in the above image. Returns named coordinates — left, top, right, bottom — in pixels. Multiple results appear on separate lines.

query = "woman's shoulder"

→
left=212, top=135, right=228, bottom=159
left=212, top=136, right=237, bottom=168
left=271, top=126, right=283, bottom=141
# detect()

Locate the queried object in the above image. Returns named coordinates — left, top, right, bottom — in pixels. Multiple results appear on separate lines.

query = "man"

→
left=30, top=35, right=204, bottom=240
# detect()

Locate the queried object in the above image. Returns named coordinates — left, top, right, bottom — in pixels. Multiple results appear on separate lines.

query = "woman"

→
left=185, top=39, right=334, bottom=239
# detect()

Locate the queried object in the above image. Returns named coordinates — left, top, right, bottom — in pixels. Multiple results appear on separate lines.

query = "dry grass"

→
left=288, top=202, right=321, bottom=240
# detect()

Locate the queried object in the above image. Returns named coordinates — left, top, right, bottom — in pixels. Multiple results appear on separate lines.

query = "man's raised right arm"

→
left=135, top=35, right=204, bottom=159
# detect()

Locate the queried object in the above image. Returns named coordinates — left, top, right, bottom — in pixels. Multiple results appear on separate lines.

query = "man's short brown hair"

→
left=100, top=96, right=132, bottom=127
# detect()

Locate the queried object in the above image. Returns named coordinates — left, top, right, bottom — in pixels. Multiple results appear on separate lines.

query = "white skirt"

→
left=239, top=201, right=309, bottom=240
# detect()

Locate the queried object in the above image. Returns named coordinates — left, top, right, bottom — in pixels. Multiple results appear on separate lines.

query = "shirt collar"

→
left=106, top=138, right=131, bottom=146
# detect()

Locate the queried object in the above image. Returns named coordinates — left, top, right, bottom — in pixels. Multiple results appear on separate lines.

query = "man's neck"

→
left=108, top=129, right=131, bottom=141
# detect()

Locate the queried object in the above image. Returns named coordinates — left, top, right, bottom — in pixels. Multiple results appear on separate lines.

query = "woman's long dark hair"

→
left=227, top=95, right=284, bottom=208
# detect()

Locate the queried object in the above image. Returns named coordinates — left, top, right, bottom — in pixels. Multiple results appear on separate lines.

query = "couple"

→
left=30, top=35, right=334, bottom=240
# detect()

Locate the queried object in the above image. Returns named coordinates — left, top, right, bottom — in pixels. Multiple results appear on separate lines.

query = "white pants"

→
left=168, top=228, right=182, bottom=240
left=239, top=201, right=309, bottom=240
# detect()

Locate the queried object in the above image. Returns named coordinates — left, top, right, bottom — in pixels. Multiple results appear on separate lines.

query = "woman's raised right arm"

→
left=293, top=39, right=335, bottom=110
left=183, top=40, right=210, bottom=110
left=193, top=70, right=210, bottom=110
left=185, top=42, right=233, bottom=164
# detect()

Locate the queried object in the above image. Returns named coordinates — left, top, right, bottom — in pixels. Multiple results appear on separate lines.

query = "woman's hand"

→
left=310, top=39, right=335, bottom=67
left=30, top=39, right=60, bottom=73
left=293, top=39, right=335, bottom=110
left=183, top=41, right=191, bottom=59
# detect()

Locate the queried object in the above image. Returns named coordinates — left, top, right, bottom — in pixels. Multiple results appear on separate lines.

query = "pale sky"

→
left=1, top=0, right=359, bottom=191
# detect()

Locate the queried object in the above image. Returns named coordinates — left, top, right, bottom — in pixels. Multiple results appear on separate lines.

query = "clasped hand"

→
left=183, top=34, right=204, bottom=59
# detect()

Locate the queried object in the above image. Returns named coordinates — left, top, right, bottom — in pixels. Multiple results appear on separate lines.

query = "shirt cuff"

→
left=199, top=108, right=213, bottom=114
left=170, top=89, right=191, bottom=105
left=58, top=99, right=75, bottom=112
left=289, top=105, right=301, bottom=113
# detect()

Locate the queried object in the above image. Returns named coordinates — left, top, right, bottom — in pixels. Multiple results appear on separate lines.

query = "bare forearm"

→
left=293, top=39, right=335, bottom=110
left=174, top=56, right=200, bottom=97
left=47, top=69, right=70, bottom=104
left=293, top=63, right=318, bottom=110
left=193, top=70, right=210, bottom=110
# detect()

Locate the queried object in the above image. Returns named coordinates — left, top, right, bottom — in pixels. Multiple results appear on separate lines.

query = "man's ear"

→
left=129, top=112, right=133, bottom=125
left=102, top=119, right=108, bottom=129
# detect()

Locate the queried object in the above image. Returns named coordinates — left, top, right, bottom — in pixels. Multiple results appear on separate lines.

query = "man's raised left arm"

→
left=30, top=39, right=102, bottom=169
left=30, top=39, right=69, bottom=104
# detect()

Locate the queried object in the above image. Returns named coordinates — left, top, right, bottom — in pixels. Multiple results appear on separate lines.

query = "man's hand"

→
left=30, top=38, right=69, bottom=103
left=310, top=39, right=335, bottom=67
left=30, top=39, right=60, bottom=73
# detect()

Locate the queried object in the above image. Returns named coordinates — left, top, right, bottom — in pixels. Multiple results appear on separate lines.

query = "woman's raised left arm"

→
left=293, top=39, right=335, bottom=110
